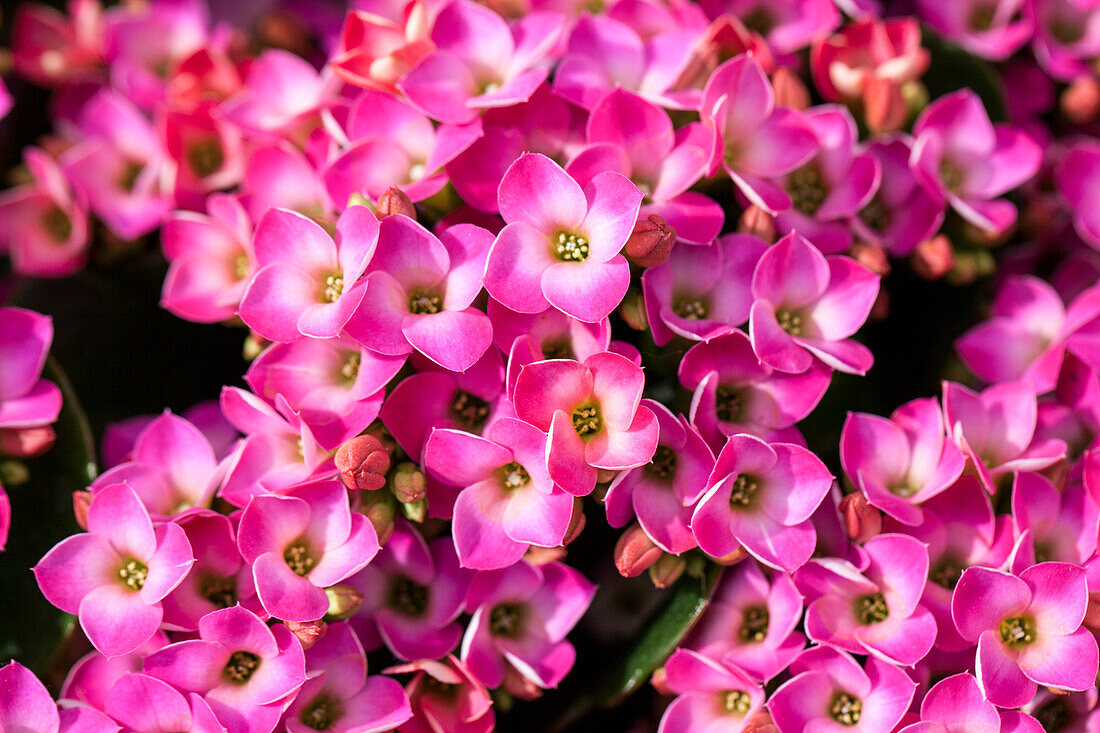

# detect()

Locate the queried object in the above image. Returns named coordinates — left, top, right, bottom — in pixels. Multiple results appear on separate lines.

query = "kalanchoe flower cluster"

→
left=7, top=0, right=1100, bottom=730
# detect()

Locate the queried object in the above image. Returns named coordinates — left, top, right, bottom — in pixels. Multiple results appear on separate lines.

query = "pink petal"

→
left=498, top=153, right=587, bottom=233
left=402, top=308, right=493, bottom=373
left=483, top=222, right=555, bottom=315
left=543, top=257, right=631, bottom=323
left=79, top=584, right=163, bottom=657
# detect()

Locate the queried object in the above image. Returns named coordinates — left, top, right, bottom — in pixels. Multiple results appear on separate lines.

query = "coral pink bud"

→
left=390, top=462, right=426, bottom=504
left=624, top=214, right=676, bottom=268
left=325, top=584, right=365, bottom=619
left=335, top=434, right=391, bottom=492
left=848, top=241, right=891, bottom=277
left=648, top=553, right=686, bottom=589
left=0, top=426, right=56, bottom=458
left=284, top=620, right=327, bottom=649
left=839, top=492, right=882, bottom=543
left=650, top=666, right=672, bottom=696
left=615, top=524, right=662, bottom=577
left=564, top=497, right=586, bottom=546
left=864, top=78, right=909, bottom=134
left=745, top=712, right=779, bottom=733
left=912, top=235, right=955, bottom=280
left=525, top=546, right=568, bottom=565
left=374, top=186, right=416, bottom=220
left=1062, top=76, right=1100, bottom=125
left=72, top=490, right=93, bottom=531
left=360, top=490, right=397, bottom=545
left=738, top=205, right=775, bottom=241
left=772, top=67, right=810, bottom=111
left=503, top=664, right=543, bottom=701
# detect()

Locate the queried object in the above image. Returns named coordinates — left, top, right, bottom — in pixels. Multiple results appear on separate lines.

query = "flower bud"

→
left=390, top=462, right=426, bottom=504
left=772, top=66, right=810, bottom=110
left=848, top=241, right=890, bottom=277
left=0, top=460, right=28, bottom=487
left=503, top=663, right=543, bottom=701
left=648, top=553, right=687, bottom=589
left=564, top=497, right=586, bottom=546
left=1062, top=76, right=1100, bottom=125
left=911, top=234, right=954, bottom=280
left=650, top=666, right=672, bottom=696
left=864, top=77, right=908, bottom=134
left=624, top=214, right=676, bottom=268
left=738, top=205, right=775, bottom=241
left=0, top=426, right=56, bottom=458
left=284, top=620, right=327, bottom=649
left=73, top=490, right=93, bottom=531
left=375, top=186, right=416, bottom=219
left=335, top=434, right=391, bottom=492
left=325, top=584, right=364, bottom=620
left=745, top=712, right=779, bottom=733
left=243, top=332, right=270, bottom=361
left=524, top=545, right=567, bottom=565
left=839, top=492, right=882, bottom=543
left=618, top=288, right=648, bottom=331
left=400, top=496, right=428, bottom=523
left=360, top=490, right=397, bottom=545
left=713, top=546, right=749, bottom=566
left=614, top=523, right=662, bottom=578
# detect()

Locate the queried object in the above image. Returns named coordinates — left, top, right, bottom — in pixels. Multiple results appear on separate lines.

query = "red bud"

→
left=284, top=620, right=327, bottom=649
left=912, top=235, right=954, bottom=281
left=0, top=426, right=56, bottom=458
left=335, top=434, right=391, bottom=492
left=73, top=490, right=93, bottom=530
left=375, top=186, right=416, bottom=219
left=772, top=67, right=810, bottom=111
left=1062, top=76, right=1100, bottom=125
left=839, top=492, right=882, bottom=543
left=738, top=205, right=775, bottom=241
left=564, top=497, right=586, bottom=546
left=624, top=214, right=676, bottom=268
left=614, top=524, right=662, bottom=578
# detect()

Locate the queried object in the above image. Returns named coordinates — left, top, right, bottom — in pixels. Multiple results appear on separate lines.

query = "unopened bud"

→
left=614, top=524, right=662, bottom=578
left=360, top=490, right=397, bottom=545
left=864, top=78, right=908, bottom=134
left=524, top=545, right=567, bottom=565
left=738, top=205, right=775, bottom=241
left=772, top=66, right=810, bottom=110
left=848, top=241, right=890, bottom=277
left=1062, top=76, right=1100, bottom=125
left=243, top=333, right=270, bottom=361
left=624, top=214, right=676, bottom=268
left=648, top=553, right=687, bottom=589
left=839, top=492, right=881, bottom=543
left=912, top=235, right=954, bottom=280
left=0, top=460, right=28, bottom=487
left=375, top=186, right=416, bottom=219
left=73, top=490, right=93, bottom=530
left=713, top=546, right=749, bottom=566
left=502, top=663, right=542, bottom=701
left=947, top=249, right=995, bottom=286
left=0, top=426, right=56, bottom=458
left=325, top=584, right=364, bottom=620
left=869, top=289, right=889, bottom=323
left=390, top=462, right=426, bottom=504
left=335, top=434, right=391, bottom=492
left=745, top=712, right=779, bottom=733
left=650, top=666, right=672, bottom=696
left=564, top=497, right=586, bottom=545
left=618, top=288, right=648, bottom=331
left=400, top=496, right=428, bottom=523
left=284, top=620, right=327, bottom=649
left=346, top=192, right=372, bottom=209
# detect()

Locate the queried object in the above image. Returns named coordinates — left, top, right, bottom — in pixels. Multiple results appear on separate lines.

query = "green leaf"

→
left=0, top=357, right=97, bottom=682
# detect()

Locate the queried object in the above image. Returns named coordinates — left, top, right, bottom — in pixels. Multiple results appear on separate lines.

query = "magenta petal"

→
left=585, top=406, right=659, bottom=471
left=88, top=483, right=157, bottom=561
left=142, top=640, right=226, bottom=693
left=542, top=257, right=631, bottom=324
left=425, top=429, right=511, bottom=486
left=976, top=630, right=1037, bottom=708
left=402, top=308, right=493, bottom=372
left=750, top=301, right=814, bottom=374
left=1017, top=627, right=1099, bottom=692
left=238, top=264, right=320, bottom=342
left=309, top=514, right=380, bottom=586
left=140, top=522, right=194, bottom=604
left=0, top=308, right=52, bottom=400
left=548, top=410, right=597, bottom=496
left=398, top=50, right=478, bottom=124
left=952, top=567, right=1031, bottom=642
left=1019, top=562, right=1088, bottom=636
left=105, top=674, right=191, bottom=733
left=345, top=271, right=413, bottom=356
left=79, top=584, right=163, bottom=657
left=498, top=153, right=587, bottom=233
left=580, top=171, right=642, bottom=262
left=453, top=479, right=528, bottom=570
left=0, top=662, right=60, bottom=733
left=736, top=515, right=816, bottom=572
left=34, top=533, right=117, bottom=614
left=252, top=551, right=329, bottom=622
left=483, top=222, right=554, bottom=315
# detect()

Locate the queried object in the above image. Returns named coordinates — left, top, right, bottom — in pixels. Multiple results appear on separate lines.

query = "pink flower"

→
left=461, top=559, right=595, bottom=689
left=90, top=410, right=220, bottom=518
left=642, top=233, right=766, bottom=347
left=60, top=632, right=169, bottom=710
left=329, top=6, right=434, bottom=92
left=162, top=106, right=244, bottom=210
left=684, top=559, right=805, bottom=681
left=0, top=147, right=89, bottom=277
left=103, top=673, right=224, bottom=733
left=1028, top=0, right=1100, bottom=80
left=33, top=483, right=194, bottom=656
left=657, top=648, right=765, bottom=733
left=566, top=88, right=722, bottom=244
left=424, top=418, right=575, bottom=569
left=916, top=0, right=1032, bottom=60
left=811, top=17, right=930, bottom=133
left=282, top=621, right=412, bottom=733
left=323, top=90, right=483, bottom=207
left=898, top=672, right=1024, bottom=733
left=691, top=433, right=833, bottom=571
left=956, top=276, right=1100, bottom=393
left=700, top=0, right=840, bottom=55
left=238, top=207, right=379, bottom=343
left=0, top=661, right=60, bottom=733
left=748, top=232, right=880, bottom=375
left=398, top=0, right=562, bottom=124
left=246, top=335, right=403, bottom=450
left=483, top=153, right=641, bottom=323
left=237, top=480, right=380, bottom=622
left=700, top=55, right=818, bottom=214
left=221, top=49, right=327, bottom=136
left=910, top=89, right=1042, bottom=234
left=1011, top=471, right=1099, bottom=567
left=11, top=0, right=105, bottom=86
left=161, top=194, right=254, bottom=324
left=942, top=380, right=1067, bottom=493
left=768, top=645, right=915, bottom=733
left=678, top=329, right=831, bottom=449
left=603, top=401, right=713, bottom=555
left=853, top=136, right=945, bottom=257
left=343, top=216, right=494, bottom=372
left=797, top=533, right=938, bottom=666
left=385, top=656, right=494, bottom=733
left=61, top=89, right=170, bottom=241
left=512, top=352, right=659, bottom=496
left=952, top=563, right=1100, bottom=707
left=239, top=143, right=331, bottom=224
left=773, top=105, right=882, bottom=254
left=349, top=519, right=472, bottom=661
left=143, top=605, right=306, bottom=732
left=1057, top=140, right=1100, bottom=250
left=840, top=397, right=966, bottom=526
left=0, top=307, right=62, bottom=430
